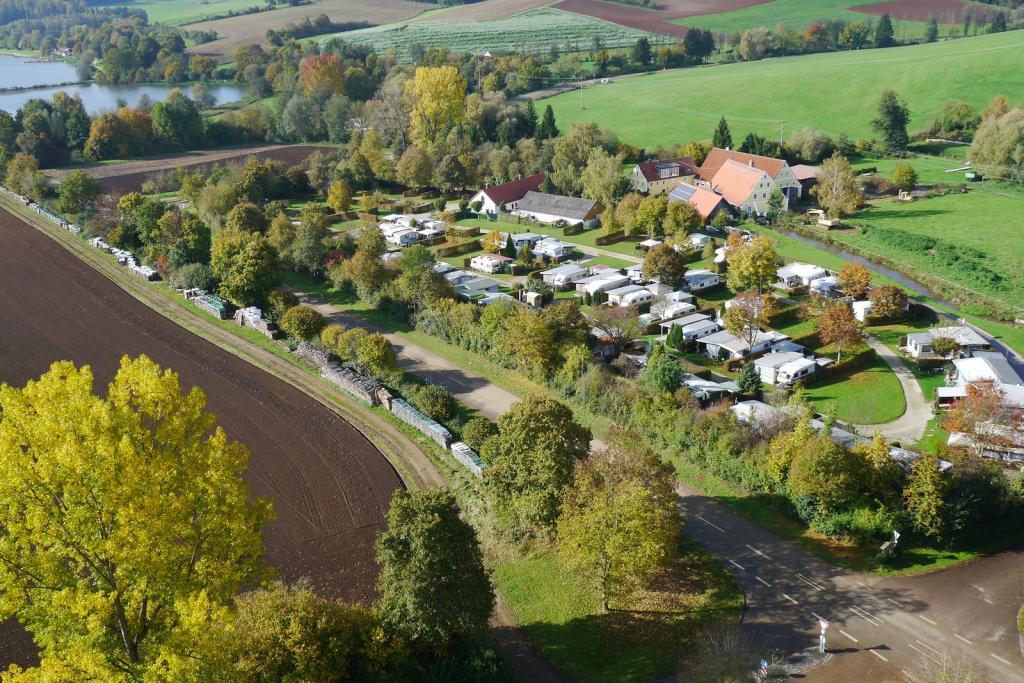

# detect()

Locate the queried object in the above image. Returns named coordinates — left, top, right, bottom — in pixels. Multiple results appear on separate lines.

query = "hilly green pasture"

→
left=318, top=7, right=658, bottom=62
left=112, top=0, right=262, bottom=26
left=544, top=30, right=1024, bottom=150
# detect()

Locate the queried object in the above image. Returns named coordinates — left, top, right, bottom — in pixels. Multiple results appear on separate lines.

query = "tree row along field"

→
left=0, top=208, right=403, bottom=669
left=544, top=29, right=1024, bottom=150
left=316, top=7, right=665, bottom=62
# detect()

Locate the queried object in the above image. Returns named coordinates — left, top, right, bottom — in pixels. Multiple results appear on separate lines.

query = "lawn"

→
left=317, top=7, right=661, bottom=61
left=838, top=191, right=1024, bottom=307
left=673, top=0, right=942, bottom=37
left=111, top=0, right=262, bottom=25
left=493, top=538, right=742, bottom=683
left=544, top=30, right=1024, bottom=150
left=459, top=216, right=645, bottom=259
left=803, top=352, right=906, bottom=425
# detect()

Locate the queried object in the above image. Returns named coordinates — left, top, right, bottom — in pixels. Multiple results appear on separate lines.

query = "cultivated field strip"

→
left=0, top=209, right=403, bottom=605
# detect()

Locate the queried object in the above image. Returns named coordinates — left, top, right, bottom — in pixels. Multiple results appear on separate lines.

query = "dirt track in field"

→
left=417, top=0, right=556, bottom=22
left=0, top=209, right=402, bottom=668
left=853, top=0, right=998, bottom=23
left=553, top=0, right=769, bottom=37
left=186, top=0, right=432, bottom=57
left=45, top=145, right=332, bottom=196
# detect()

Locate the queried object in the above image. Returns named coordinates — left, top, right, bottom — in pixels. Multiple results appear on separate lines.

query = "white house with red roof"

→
left=667, top=181, right=729, bottom=220
left=469, top=173, right=545, bottom=215
left=706, top=159, right=778, bottom=215
left=629, top=157, right=698, bottom=195
left=698, top=148, right=803, bottom=207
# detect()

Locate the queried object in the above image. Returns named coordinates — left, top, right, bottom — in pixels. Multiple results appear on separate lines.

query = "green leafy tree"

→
left=930, top=336, right=960, bottom=358
left=871, top=89, right=910, bottom=151
left=737, top=361, right=762, bottom=395
left=712, top=116, right=732, bottom=149
left=266, top=290, right=299, bottom=321
left=57, top=170, right=101, bottom=214
left=904, top=453, right=948, bottom=541
left=481, top=395, right=591, bottom=533
left=580, top=147, right=624, bottom=207
left=641, top=348, right=683, bottom=393
left=890, top=163, right=918, bottom=192
left=225, top=202, right=269, bottom=233
left=989, top=12, right=1007, bottom=34
left=631, top=37, right=652, bottom=66
left=0, top=357, right=269, bottom=679
left=231, top=581, right=392, bottom=682
left=665, top=323, right=685, bottom=351
left=410, top=384, right=456, bottom=422
left=375, top=490, right=494, bottom=651
left=874, top=13, right=896, bottom=47
left=635, top=194, right=669, bottom=237
left=536, top=105, right=559, bottom=140
left=557, top=433, right=680, bottom=611
left=643, top=243, right=688, bottom=290
left=665, top=200, right=703, bottom=238
left=278, top=304, right=326, bottom=340
left=869, top=285, right=908, bottom=320
left=211, top=229, right=284, bottom=306
left=326, top=180, right=353, bottom=212
left=461, top=417, right=498, bottom=451
left=355, top=333, right=397, bottom=377
left=151, top=89, right=204, bottom=150
left=924, top=16, right=939, bottom=43
left=787, top=434, right=865, bottom=517
left=502, top=233, right=518, bottom=259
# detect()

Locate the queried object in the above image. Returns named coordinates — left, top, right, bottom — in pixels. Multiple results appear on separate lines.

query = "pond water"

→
left=0, top=53, right=247, bottom=113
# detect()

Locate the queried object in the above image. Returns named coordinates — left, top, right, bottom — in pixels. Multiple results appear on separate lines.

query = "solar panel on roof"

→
left=670, top=184, right=696, bottom=201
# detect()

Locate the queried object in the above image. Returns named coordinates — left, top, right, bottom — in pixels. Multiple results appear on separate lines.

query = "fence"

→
left=450, top=442, right=486, bottom=478
left=322, top=362, right=384, bottom=406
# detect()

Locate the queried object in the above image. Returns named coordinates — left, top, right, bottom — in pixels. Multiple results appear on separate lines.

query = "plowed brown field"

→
left=0, top=209, right=402, bottom=668
left=45, top=144, right=333, bottom=196
left=853, top=0, right=998, bottom=23
left=553, top=0, right=768, bottom=36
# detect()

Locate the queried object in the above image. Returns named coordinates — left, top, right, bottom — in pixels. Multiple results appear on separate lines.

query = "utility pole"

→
left=779, top=120, right=786, bottom=147
left=580, top=77, right=584, bottom=110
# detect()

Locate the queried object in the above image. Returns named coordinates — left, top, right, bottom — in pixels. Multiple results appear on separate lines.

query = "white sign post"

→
left=893, top=530, right=901, bottom=546
left=818, top=619, right=829, bottom=654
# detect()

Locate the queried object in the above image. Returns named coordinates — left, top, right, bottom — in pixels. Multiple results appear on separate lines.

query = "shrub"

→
left=279, top=305, right=327, bottom=341
left=169, top=263, right=212, bottom=290
left=267, top=290, right=299, bottom=321
left=409, top=384, right=456, bottom=423
left=320, top=324, right=346, bottom=356
left=461, top=417, right=498, bottom=451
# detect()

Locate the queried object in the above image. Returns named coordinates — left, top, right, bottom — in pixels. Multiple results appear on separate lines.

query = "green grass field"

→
left=673, top=0, right=944, bottom=37
left=803, top=353, right=906, bottom=424
left=112, top=0, right=262, bottom=26
left=317, top=7, right=659, bottom=62
left=494, top=539, right=742, bottom=683
left=544, top=30, right=1024, bottom=150
left=841, top=191, right=1024, bottom=306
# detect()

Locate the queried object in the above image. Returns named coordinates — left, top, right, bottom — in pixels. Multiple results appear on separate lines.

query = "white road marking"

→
left=902, top=670, right=912, bottom=679
left=856, top=581, right=868, bottom=588
left=953, top=634, right=972, bottom=645
left=782, top=593, right=799, bottom=605
left=796, top=573, right=825, bottom=591
left=991, top=653, right=1013, bottom=666
left=839, top=629, right=859, bottom=643
left=907, top=642, right=940, bottom=665
left=918, top=615, right=937, bottom=626
left=729, top=559, right=744, bottom=570
left=755, top=576, right=771, bottom=587
left=870, top=649, right=889, bottom=662
left=850, top=606, right=881, bottom=626
left=887, top=598, right=903, bottom=608
left=745, top=544, right=771, bottom=559
left=916, top=640, right=942, bottom=656
left=697, top=515, right=725, bottom=532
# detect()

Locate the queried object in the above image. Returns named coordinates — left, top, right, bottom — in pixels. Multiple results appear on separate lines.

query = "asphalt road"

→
left=295, top=288, right=1024, bottom=682
left=853, top=336, right=931, bottom=443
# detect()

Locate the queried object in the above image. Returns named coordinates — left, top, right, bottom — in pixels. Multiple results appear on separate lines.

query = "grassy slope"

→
left=673, top=0, right=936, bottom=36
left=494, top=538, right=742, bottom=683
left=844, top=192, right=1024, bottom=305
left=112, top=0, right=262, bottom=26
left=317, top=7, right=658, bottom=61
left=802, top=352, right=906, bottom=424
left=544, top=30, right=1024, bottom=150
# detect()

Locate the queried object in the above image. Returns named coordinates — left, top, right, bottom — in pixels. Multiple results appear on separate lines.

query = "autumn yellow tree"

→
left=405, top=66, right=466, bottom=152
left=837, top=262, right=871, bottom=299
left=0, top=357, right=270, bottom=680
left=726, top=234, right=780, bottom=293
left=816, top=301, right=864, bottom=360
left=813, top=151, right=861, bottom=218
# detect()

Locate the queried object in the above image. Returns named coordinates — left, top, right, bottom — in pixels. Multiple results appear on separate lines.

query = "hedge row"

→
left=437, top=239, right=482, bottom=258
left=595, top=230, right=625, bottom=245
left=563, top=222, right=585, bottom=236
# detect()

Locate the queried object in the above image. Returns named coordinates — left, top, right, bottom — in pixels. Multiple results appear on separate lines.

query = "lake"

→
left=0, top=53, right=247, bottom=113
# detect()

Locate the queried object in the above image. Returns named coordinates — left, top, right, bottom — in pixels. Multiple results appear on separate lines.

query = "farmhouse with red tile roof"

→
left=698, top=148, right=803, bottom=206
left=667, top=182, right=728, bottom=221
left=629, top=157, right=698, bottom=195
left=469, top=173, right=545, bottom=214
left=707, top=159, right=778, bottom=215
